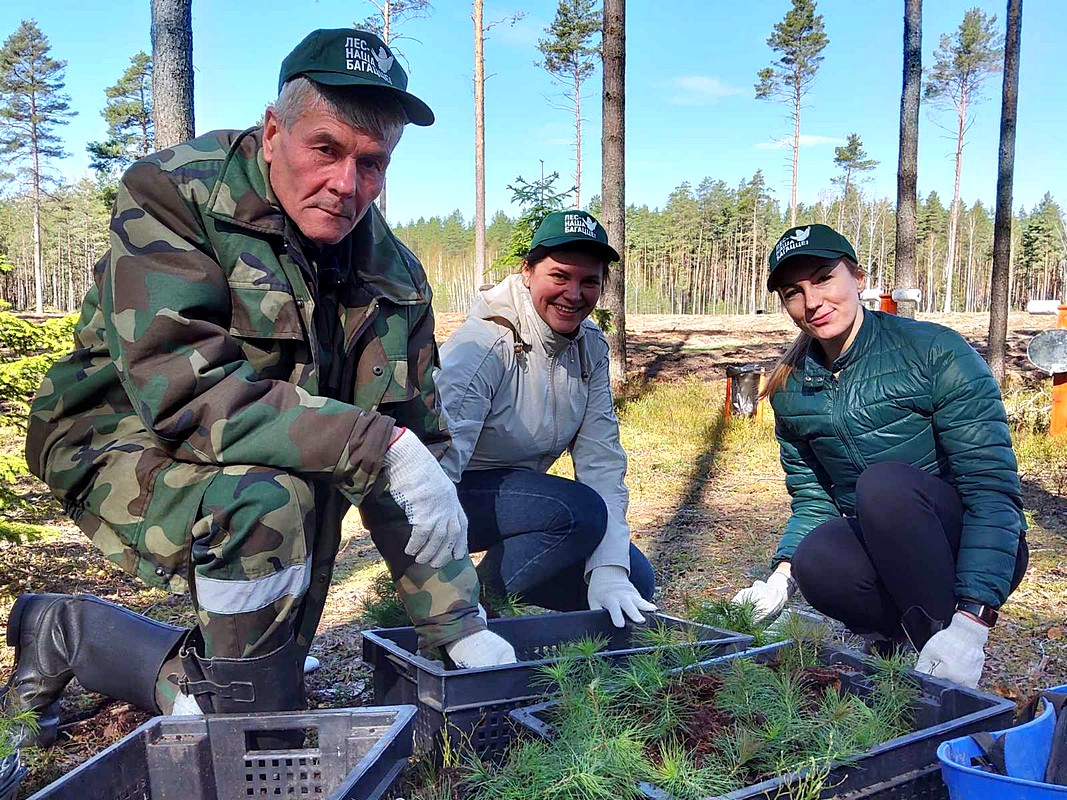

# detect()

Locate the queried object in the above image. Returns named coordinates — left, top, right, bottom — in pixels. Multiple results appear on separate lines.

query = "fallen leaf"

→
left=1048, top=627, right=1064, bottom=640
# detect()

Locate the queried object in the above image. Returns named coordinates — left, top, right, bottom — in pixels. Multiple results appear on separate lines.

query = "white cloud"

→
left=662, top=75, right=744, bottom=106
left=755, top=134, right=846, bottom=150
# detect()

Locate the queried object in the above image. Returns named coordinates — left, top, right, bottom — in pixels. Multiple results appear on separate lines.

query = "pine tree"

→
left=356, top=0, right=433, bottom=222
left=832, top=133, right=878, bottom=229
left=988, top=0, right=1021, bottom=382
left=538, top=0, right=601, bottom=208
left=894, top=0, right=922, bottom=318
left=756, top=0, right=828, bottom=227
left=88, top=51, right=154, bottom=193
left=925, top=7, right=1003, bottom=312
left=600, top=0, right=626, bottom=389
left=151, top=0, right=194, bottom=149
left=0, top=19, right=75, bottom=314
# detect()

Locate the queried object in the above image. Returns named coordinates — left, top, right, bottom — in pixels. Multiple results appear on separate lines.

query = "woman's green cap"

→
left=530, top=210, right=620, bottom=263
left=278, top=28, right=435, bottom=126
left=767, top=224, right=857, bottom=290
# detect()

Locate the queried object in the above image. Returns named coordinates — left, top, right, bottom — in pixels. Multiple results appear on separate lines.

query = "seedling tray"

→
left=510, top=643, right=1015, bottom=800
left=27, top=706, right=416, bottom=800
left=362, top=610, right=751, bottom=757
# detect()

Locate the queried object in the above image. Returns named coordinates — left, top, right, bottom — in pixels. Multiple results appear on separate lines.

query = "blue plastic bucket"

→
left=938, top=684, right=1067, bottom=799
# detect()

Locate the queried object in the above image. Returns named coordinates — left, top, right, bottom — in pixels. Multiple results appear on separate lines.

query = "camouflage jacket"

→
left=26, top=128, right=449, bottom=592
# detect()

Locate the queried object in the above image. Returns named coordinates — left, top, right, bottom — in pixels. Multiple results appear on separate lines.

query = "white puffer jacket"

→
left=438, top=274, right=631, bottom=575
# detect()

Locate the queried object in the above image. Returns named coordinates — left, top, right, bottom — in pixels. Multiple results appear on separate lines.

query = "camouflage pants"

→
left=64, top=448, right=482, bottom=710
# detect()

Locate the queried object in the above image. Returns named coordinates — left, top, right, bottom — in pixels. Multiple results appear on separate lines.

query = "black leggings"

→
left=791, top=462, right=1028, bottom=648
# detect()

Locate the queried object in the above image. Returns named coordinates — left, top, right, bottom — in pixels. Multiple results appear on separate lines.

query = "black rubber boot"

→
left=3, top=593, right=186, bottom=747
left=173, top=630, right=307, bottom=750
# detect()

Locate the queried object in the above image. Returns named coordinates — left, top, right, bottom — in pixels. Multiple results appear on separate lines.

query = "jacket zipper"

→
left=827, top=375, right=865, bottom=473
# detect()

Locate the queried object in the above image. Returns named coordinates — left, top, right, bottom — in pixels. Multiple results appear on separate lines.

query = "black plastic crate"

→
left=27, top=706, right=416, bottom=800
left=510, top=643, right=1015, bottom=800
left=362, top=610, right=751, bottom=758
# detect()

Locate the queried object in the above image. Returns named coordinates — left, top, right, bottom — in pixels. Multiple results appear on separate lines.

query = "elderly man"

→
left=7, top=28, right=514, bottom=747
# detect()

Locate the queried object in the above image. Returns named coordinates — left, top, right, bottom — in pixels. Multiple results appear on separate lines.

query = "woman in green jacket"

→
left=733, top=224, right=1027, bottom=689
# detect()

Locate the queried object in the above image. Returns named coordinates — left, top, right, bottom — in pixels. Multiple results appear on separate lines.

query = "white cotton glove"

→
left=914, top=612, right=989, bottom=688
left=587, top=566, right=658, bottom=628
left=445, top=629, right=517, bottom=668
left=381, top=428, right=468, bottom=568
left=731, top=569, right=796, bottom=622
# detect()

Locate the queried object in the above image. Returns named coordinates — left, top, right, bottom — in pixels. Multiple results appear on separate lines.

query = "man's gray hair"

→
left=271, top=76, right=407, bottom=148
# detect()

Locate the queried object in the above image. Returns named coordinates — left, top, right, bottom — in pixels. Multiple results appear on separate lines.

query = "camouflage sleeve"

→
left=102, top=160, right=393, bottom=501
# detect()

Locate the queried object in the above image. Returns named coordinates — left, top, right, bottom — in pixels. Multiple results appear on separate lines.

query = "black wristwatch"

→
left=956, top=599, right=999, bottom=627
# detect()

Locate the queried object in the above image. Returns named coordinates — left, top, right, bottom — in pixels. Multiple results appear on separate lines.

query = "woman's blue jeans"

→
left=457, top=469, right=655, bottom=612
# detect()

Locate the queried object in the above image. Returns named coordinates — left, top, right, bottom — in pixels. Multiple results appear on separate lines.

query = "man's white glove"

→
left=731, top=570, right=796, bottom=622
left=381, top=428, right=468, bottom=568
left=587, top=566, right=657, bottom=628
left=914, top=612, right=988, bottom=688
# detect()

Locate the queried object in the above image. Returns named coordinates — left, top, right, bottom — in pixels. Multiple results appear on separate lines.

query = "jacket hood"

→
left=469, top=274, right=590, bottom=357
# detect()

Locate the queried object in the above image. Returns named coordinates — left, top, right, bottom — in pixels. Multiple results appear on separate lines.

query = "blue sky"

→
left=2, top=1, right=1063, bottom=226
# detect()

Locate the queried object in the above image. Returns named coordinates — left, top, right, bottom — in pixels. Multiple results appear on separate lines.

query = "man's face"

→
left=263, top=106, right=393, bottom=245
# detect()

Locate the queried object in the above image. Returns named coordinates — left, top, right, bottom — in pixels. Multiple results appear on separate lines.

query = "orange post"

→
left=1053, top=306, right=1067, bottom=437
left=1052, top=374, right=1067, bottom=437
left=879, top=293, right=898, bottom=315
left=724, top=375, right=732, bottom=422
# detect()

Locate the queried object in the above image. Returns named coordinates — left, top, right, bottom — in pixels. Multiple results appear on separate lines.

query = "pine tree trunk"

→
left=377, top=3, right=393, bottom=220
left=894, top=0, right=922, bottom=318
left=151, top=0, right=195, bottom=148
left=988, top=0, right=1022, bottom=382
left=942, top=92, right=967, bottom=313
left=574, top=68, right=582, bottom=208
left=601, top=0, right=626, bottom=390
left=790, top=92, right=800, bottom=227
left=31, top=137, right=43, bottom=314
left=473, top=0, right=487, bottom=286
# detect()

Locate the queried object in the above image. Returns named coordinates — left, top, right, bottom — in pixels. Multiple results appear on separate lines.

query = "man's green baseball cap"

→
left=278, top=28, right=434, bottom=126
left=767, top=224, right=857, bottom=290
left=530, top=210, right=620, bottom=263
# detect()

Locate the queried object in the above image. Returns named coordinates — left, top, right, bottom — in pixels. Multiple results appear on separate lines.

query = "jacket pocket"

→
left=227, top=284, right=309, bottom=380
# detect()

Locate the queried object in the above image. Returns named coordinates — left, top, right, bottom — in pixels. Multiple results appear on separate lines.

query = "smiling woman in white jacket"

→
left=438, top=211, right=656, bottom=627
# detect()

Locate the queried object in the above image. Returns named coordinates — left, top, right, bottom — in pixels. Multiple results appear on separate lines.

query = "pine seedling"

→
left=772, top=613, right=829, bottom=672
left=684, top=594, right=781, bottom=647
left=715, top=657, right=779, bottom=720
left=714, top=723, right=767, bottom=779
left=650, top=738, right=739, bottom=800
left=360, top=572, right=410, bottom=628
left=0, top=706, right=36, bottom=760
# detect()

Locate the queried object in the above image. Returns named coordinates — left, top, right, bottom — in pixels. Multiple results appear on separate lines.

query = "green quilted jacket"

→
left=769, top=309, right=1025, bottom=607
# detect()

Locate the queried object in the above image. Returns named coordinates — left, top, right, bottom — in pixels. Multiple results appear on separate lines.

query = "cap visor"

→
left=302, top=72, right=435, bottom=126
left=767, top=248, right=852, bottom=290
left=536, top=234, right=620, bottom=263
